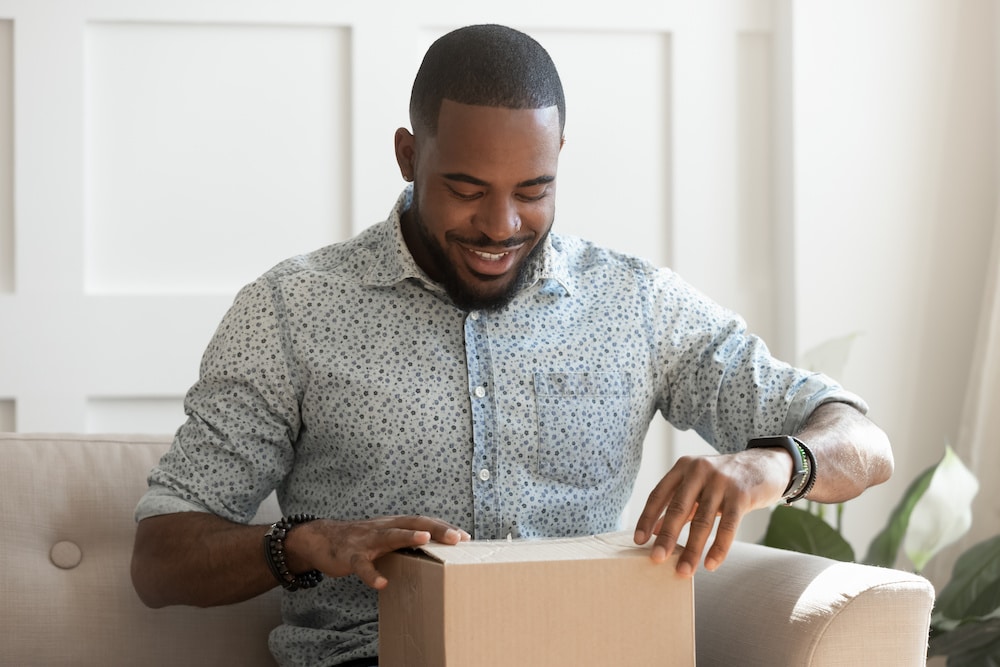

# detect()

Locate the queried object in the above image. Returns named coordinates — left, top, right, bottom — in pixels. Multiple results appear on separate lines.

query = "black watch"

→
left=746, top=435, right=817, bottom=504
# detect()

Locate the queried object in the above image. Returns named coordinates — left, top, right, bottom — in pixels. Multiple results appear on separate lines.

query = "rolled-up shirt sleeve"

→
left=651, top=270, right=867, bottom=453
left=135, top=276, right=300, bottom=524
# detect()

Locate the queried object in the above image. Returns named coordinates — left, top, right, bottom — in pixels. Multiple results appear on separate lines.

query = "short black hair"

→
left=408, top=24, right=566, bottom=136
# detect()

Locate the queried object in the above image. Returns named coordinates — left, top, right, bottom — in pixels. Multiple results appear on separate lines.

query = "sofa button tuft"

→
left=50, top=541, right=83, bottom=569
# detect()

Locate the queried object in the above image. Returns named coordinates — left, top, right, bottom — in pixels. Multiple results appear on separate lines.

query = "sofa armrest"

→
left=694, top=540, right=934, bottom=666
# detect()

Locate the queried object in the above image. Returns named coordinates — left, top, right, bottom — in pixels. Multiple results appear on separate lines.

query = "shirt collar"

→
left=362, top=187, right=429, bottom=289
left=364, top=186, right=574, bottom=298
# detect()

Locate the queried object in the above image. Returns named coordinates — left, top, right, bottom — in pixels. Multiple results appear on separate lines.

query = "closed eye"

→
left=516, top=188, right=550, bottom=202
left=445, top=184, right=483, bottom=201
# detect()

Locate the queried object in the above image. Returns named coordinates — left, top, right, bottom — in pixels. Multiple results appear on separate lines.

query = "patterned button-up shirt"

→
left=136, top=186, right=865, bottom=666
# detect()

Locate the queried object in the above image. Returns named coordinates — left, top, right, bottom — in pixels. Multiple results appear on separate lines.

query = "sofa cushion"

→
left=0, top=433, right=282, bottom=667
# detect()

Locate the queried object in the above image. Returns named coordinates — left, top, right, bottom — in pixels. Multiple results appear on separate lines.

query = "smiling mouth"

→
left=461, top=244, right=523, bottom=278
left=470, top=249, right=511, bottom=261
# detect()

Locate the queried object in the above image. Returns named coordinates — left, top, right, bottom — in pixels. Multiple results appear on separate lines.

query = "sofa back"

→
left=0, top=433, right=282, bottom=667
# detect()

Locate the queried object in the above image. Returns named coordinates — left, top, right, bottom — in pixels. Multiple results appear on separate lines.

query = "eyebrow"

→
left=442, top=173, right=555, bottom=188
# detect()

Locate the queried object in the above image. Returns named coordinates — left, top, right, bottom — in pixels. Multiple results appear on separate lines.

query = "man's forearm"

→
left=131, top=512, right=277, bottom=608
left=795, top=401, right=894, bottom=503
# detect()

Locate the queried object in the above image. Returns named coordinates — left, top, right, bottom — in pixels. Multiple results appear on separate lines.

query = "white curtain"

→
left=959, top=210, right=1000, bottom=539
left=925, top=207, right=1000, bottom=586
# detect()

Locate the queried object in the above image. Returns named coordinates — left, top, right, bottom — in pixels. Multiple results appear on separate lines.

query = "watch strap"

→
left=746, top=435, right=817, bottom=504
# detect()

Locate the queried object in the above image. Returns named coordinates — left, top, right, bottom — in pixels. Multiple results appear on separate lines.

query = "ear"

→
left=394, top=127, right=416, bottom=182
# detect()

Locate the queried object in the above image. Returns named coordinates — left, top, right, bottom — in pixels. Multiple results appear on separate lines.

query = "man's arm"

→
left=633, top=401, right=893, bottom=578
left=131, top=512, right=469, bottom=608
left=793, top=400, right=893, bottom=501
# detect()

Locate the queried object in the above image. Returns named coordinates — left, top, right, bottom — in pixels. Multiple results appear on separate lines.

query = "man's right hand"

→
left=131, top=512, right=469, bottom=608
left=285, top=515, right=470, bottom=589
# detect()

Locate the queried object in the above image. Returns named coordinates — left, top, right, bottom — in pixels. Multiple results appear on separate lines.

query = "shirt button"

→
left=478, top=468, right=491, bottom=481
left=474, top=386, right=486, bottom=398
left=469, top=311, right=480, bottom=320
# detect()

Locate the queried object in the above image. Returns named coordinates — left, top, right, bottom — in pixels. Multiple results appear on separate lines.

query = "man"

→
left=131, top=24, right=892, bottom=667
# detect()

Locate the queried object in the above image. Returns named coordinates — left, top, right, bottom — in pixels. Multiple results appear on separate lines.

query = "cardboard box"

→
left=377, top=530, right=694, bottom=667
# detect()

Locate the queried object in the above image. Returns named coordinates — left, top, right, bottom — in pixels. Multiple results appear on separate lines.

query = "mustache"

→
left=445, top=233, right=534, bottom=249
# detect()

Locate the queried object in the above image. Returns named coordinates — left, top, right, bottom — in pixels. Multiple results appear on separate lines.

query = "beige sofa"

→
left=1, top=432, right=936, bottom=666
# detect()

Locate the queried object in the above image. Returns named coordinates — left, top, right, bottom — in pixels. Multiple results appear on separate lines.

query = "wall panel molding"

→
left=0, top=399, right=13, bottom=431
left=0, top=19, right=13, bottom=293
left=83, top=21, right=351, bottom=295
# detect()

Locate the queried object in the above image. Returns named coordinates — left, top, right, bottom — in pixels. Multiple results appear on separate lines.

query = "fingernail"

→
left=651, top=545, right=667, bottom=563
left=705, top=557, right=718, bottom=571
left=634, top=530, right=646, bottom=544
left=677, top=561, right=693, bottom=577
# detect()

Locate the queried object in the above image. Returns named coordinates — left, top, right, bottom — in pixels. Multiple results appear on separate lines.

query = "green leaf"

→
left=761, top=505, right=855, bottom=562
left=927, top=616, right=1000, bottom=663
left=936, top=534, right=1000, bottom=621
left=862, top=459, right=936, bottom=567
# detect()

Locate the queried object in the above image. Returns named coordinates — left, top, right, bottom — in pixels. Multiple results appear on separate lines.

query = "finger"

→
left=645, top=500, right=696, bottom=545
left=650, top=514, right=664, bottom=540
left=376, top=526, right=432, bottom=553
left=418, top=519, right=471, bottom=545
left=674, top=494, right=722, bottom=577
left=634, top=467, right=683, bottom=544
left=350, top=527, right=433, bottom=589
left=350, top=552, right=389, bottom=590
left=435, top=527, right=470, bottom=544
left=650, top=484, right=701, bottom=565
left=704, top=504, right=742, bottom=572
left=388, top=515, right=471, bottom=544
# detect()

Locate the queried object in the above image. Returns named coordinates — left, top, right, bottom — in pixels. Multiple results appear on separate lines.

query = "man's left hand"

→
left=633, top=448, right=791, bottom=577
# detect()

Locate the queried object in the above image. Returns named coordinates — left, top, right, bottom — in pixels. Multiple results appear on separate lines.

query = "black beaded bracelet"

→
left=264, top=514, right=324, bottom=591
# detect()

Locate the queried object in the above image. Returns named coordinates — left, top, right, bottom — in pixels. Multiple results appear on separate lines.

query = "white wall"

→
left=0, top=0, right=995, bottom=553
left=792, top=0, right=997, bottom=554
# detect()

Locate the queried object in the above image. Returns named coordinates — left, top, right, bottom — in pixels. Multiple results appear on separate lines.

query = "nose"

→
left=474, top=194, right=521, bottom=242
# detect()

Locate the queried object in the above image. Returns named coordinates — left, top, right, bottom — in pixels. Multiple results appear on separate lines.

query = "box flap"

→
left=415, top=530, right=653, bottom=565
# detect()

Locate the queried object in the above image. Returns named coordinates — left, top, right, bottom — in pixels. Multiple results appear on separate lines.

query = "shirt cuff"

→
left=780, top=372, right=870, bottom=435
left=134, top=484, right=213, bottom=522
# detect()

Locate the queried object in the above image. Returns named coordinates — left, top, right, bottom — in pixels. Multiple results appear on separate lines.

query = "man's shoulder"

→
left=549, top=232, right=665, bottom=279
left=260, top=221, right=390, bottom=284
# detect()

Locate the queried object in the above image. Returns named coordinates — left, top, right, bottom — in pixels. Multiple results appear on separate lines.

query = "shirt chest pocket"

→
left=533, top=371, right=630, bottom=488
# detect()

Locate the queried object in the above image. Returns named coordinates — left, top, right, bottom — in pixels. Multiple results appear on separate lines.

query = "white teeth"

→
left=472, top=250, right=508, bottom=261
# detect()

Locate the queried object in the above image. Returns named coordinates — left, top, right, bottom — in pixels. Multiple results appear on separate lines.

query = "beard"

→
left=407, top=198, right=550, bottom=312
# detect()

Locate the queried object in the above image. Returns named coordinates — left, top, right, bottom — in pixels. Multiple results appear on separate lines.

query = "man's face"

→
left=396, top=100, right=563, bottom=311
